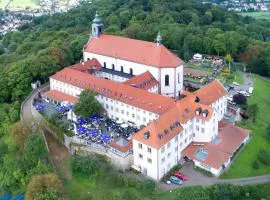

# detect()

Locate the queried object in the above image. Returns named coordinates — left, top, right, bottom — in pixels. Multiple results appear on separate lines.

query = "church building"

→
left=83, top=12, right=184, bottom=98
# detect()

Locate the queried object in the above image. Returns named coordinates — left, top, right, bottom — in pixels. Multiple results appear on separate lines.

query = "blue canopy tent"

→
left=91, top=114, right=100, bottom=121
left=77, top=116, right=87, bottom=124
left=100, top=134, right=111, bottom=143
left=76, top=126, right=87, bottom=135
left=65, top=104, right=74, bottom=111
left=89, top=129, right=99, bottom=138
left=35, top=103, right=45, bottom=111
left=55, top=106, right=66, bottom=112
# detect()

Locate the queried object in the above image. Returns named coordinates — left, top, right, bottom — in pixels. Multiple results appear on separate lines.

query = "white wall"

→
left=133, top=139, right=158, bottom=180
left=211, top=95, right=227, bottom=121
left=193, top=113, right=218, bottom=142
left=50, top=78, right=159, bottom=127
left=160, top=65, right=183, bottom=97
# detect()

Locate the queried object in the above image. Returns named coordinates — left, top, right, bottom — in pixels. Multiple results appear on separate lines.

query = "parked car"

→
left=169, top=176, right=183, bottom=185
left=173, top=171, right=189, bottom=181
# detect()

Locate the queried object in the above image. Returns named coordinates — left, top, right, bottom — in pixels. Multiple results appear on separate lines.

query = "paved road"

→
left=161, top=162, right=270, bottom=190
left=21, top=84, right=270, bottom=188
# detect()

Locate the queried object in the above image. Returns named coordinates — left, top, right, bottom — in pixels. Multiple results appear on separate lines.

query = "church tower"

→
left=156, top=32, right=162, bottom=46
left=92, top=11, right=103, bottom=38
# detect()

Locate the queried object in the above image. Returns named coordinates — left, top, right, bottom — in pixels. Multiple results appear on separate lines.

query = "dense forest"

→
left=0, top=0, right=270, bottom=197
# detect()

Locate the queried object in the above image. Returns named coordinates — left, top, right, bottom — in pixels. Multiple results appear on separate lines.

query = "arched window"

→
left=165, top=75, right=169, bottom=86
left=130, top=68, right=133, bottom=75
left=121, top=66, right=124, bottom=72
left=112, top=64, right=115, bottom=70
left=104, top=62, right=106, bottom=68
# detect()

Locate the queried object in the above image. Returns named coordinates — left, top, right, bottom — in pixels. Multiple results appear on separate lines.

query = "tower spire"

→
left=156, top=32, right=162, bottom=46
left=91, top=11, right=103, bottom=38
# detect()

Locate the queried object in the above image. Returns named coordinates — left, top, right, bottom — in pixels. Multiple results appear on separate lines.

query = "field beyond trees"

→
left=239, top=12, right=270, bottom=20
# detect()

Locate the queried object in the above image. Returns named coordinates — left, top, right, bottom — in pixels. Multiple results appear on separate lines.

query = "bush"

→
left=140, top=180, right=156, bottom=193
left=233, top=93, right=247, bottom=105
left=258, top=150, right=270, bottom=165
left=71, top=155, right=100, bottom=175
left=252, top=160, right=260, bottom=169
left=266, top=121, right=270, bottom=142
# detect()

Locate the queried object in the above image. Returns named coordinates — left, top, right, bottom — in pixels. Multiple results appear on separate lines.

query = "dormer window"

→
left=196, top=107, right=202, bottom=115
left=144, top=131, right=150, bottom=140
left=202, top=109, right=209, bottom=117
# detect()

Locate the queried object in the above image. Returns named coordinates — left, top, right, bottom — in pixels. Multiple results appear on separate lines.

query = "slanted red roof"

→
left=217, top=121, right=250, bottom=155
left=132, top=107, right=184, bottom=149
left=183, top=142, right=231, bottom=169
left=123, top=71, right=158, bottom=90
left=84, top=34, right=184, bottom=68
left=71, top=58, right=102, bottom=74
left=183, top=123, right=250, bottom=170
left=132, top=96, right=214, bottom=149
left=42, top=90, right=79, bottom=104
left=50, top=68, right=175, bottom=115
left=193, top=80, right=227, bottom=105
left=110, top=137, right=132, bottom=153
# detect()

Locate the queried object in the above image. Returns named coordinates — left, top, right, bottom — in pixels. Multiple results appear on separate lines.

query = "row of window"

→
left=138, top=143, right=152, bottom=153
left=103, top=62, right=133, bottom=75
left=138, top=153, right=152, bottom=164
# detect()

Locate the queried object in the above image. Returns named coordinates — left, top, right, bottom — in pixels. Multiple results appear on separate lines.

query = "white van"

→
left=249, top=87, right=254, bottom=94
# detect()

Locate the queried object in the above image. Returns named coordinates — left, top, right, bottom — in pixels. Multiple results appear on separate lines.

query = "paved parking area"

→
left=180, top=161, right=218, bottom=186
left=159, top=162, right=218, bottom=190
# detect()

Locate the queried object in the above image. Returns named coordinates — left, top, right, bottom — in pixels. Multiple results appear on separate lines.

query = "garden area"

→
left=221, top=75, right=270, bottom=178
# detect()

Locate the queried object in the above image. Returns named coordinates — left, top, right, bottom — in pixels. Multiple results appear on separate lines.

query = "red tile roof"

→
left=183, top=142, right=231, bottom=169
left=217, top=121, right=250, bottom=155
left=50, top=68, right=176, bottom=115
left=132, top=107, right=184, bottom=149
left=42, top=90, right=79, bottom=104
left=110, top=138, right=132, bottom=153
left=123, top=71, right=158, bottom=90
left=183, top=123, right=250, bottom=170
left=71, top=58, right=102, bottom=73
left=132, top=98, right=213, bottom=149
left=84, top=34, right=184, bottom=68
left=193, top=80, right=228, bottom=105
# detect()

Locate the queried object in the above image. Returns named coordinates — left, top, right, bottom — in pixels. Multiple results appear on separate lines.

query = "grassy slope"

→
left=239, top=12, right=270, bottom=20
left=0, top=0, right=38, bottom=9
left=222, top=74, right=270, bottom=178
left=64, top=158, right=152, bottom=200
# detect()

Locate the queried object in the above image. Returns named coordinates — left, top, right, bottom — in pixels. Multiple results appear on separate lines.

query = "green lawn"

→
left=221, top=74, right=270, bottom=178
left=0, top=0, right=38, bottom=9
left=239, top=11, right=270, bottom=20
left=225, top=70, right=244, bottom=85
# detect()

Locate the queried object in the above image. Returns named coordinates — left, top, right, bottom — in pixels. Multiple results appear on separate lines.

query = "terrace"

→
left=34, top=99, right=138, bottom=157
